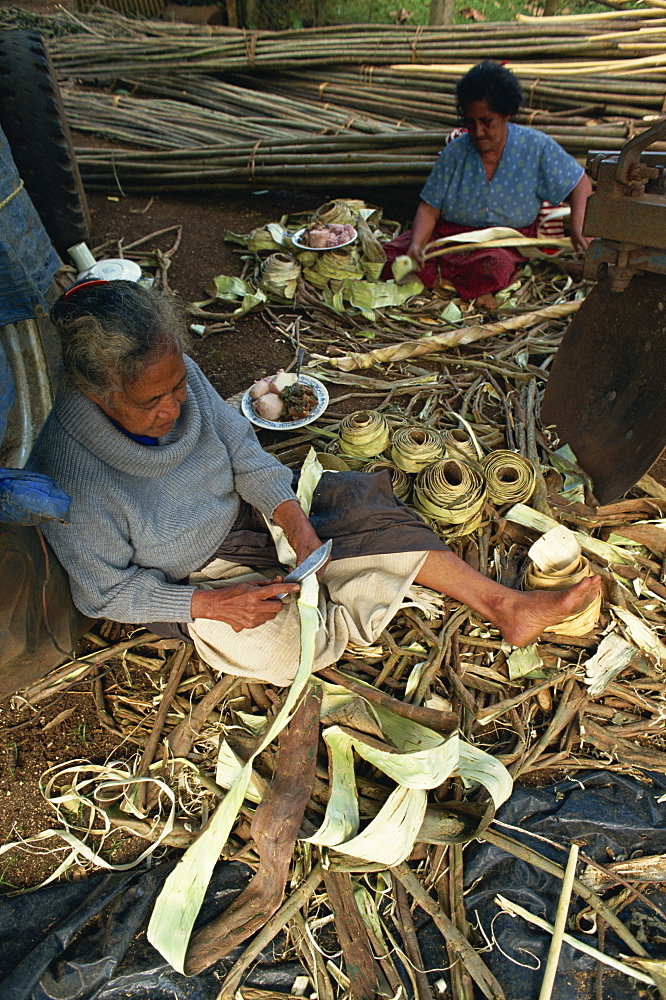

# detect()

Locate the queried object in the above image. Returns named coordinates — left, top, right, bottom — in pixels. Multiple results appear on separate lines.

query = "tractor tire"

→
left=0, top=29, right=90, bottom=258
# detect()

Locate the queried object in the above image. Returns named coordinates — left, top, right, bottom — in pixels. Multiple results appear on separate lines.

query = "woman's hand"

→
left=190, top=579, right=299, bottom=632
left=566, top=172, right=593, bottom=254
left=272, top=498, right=327, bottom=569
left=407, top=241, right=425, bottom=269
left=407, top=200, right=441, bottom=271
left=569, top=223, right=591, bottom=254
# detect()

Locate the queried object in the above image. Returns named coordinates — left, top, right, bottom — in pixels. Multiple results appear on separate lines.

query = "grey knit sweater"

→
left=27, top=356, right=297, bottom=623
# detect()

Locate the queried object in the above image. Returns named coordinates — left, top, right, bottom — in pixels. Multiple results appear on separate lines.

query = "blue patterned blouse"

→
left=420, top=123, right=583, bottom=228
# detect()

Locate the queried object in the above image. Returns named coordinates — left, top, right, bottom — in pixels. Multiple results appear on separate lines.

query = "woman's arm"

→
left=407, top=200, right=441, bottom=267
left=272, top=498, right=322, bottom=565
left=566, top=171, right=593, bottom=253
left=190, top=498, right=320, bottom=632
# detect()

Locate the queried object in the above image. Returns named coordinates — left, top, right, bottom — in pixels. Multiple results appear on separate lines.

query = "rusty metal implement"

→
left=543, top=117, right=666, bottom=504
left=542, top=272, right=666, bottom=505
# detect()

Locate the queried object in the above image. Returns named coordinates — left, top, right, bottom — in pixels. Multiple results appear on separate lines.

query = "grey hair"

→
left=51, top=280, right=191, bottom=402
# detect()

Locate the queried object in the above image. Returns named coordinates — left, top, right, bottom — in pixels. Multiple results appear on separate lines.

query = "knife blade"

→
left=276, top=538, right=332, bottom=598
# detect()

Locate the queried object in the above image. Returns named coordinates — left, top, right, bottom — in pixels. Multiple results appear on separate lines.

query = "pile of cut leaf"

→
left=6, top=202, right=666, bottom=998
left=199, top=196, right=578, bottom=336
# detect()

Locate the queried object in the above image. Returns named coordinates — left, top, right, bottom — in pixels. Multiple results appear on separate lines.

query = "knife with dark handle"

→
left=276, top=538, right=332, bottom=599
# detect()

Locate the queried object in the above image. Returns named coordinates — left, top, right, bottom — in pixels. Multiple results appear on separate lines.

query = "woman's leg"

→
left=381, top=220, right=539, bottom=299
left=415, top=549, right=600, bottom=647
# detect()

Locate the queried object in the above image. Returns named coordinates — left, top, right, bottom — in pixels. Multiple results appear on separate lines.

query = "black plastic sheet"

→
left=0, top=861, right=302, bottom=1000
left=2, top=771, right=665, bottom=1000
left=460, top=771, right=666, bottom=1000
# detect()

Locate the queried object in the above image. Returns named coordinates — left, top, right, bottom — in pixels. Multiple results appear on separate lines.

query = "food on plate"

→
left=249, top=370, right=296, bottom=400
left=302, top=222, right=356, bottom=249
left=249, top=371, right=318, bottom=423
left=253, top=393, right=285, bottom=421
left=280, top=382, right=318, bottom=421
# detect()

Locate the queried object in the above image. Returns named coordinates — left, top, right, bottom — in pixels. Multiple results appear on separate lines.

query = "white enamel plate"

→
left=292, top=225, right=357, bottom=251
left=241, top=374, right=329, bottom=431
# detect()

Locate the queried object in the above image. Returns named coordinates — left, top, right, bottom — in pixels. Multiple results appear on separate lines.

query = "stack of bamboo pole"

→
left=62, top=86, right=408, bottom=150
left=51, top=16, right=666, bottom=79
left=76, top=131, right=446, bottom=191
left=34, top=7, right=666, bottom=192
left=240, top=66, right=666, bottom=123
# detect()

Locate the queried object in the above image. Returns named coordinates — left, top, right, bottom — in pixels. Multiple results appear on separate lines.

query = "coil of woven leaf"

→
left=412, top=457, right=486, bottom=538
left=442, top=427, right=478, bottom=463
left=247, top=226, right=283, bottom=253
left=391, top=425, right=445, bottom=473
left=315, top=199, right=358, bottom=225
left=260, top=253, right=301, bottom=299
left=362, top=460, right=411, bottom=502
left=482, top=450, right=537, bottom=505
left=525, top=553, right=601, bottom=636
left=338, top=411, right=391, bottom=467
left=303, top=249, right=364, bottom=289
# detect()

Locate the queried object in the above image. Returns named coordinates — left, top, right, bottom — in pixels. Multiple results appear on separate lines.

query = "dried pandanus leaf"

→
left=392, top=227, right=571, bottom=284
left=207, top=274, right=266, bottom=316
left=305, top=249, right=364, bottom=289
left=324, top=301, right=582, bottom=371
left=412, top=458, right=486, bottom=538
left=315, top=199, right=358, bottom=226
left=355, top=216, right=386, bottom=265
left=362, top=459, right=411, bottom=501
left=392, top=254, right=416, bottom=284
left=147, top=452, right=324, bottom=974
left=583, top=633, right=636, bottom=697
left=361, top=261, right=385, bottom=281
left=506, top=503, right=636, bottom=566
left=344, top=274, right=424, bottom=316
left=247, top=225, right=285, bottom=253
left=338, top=411, right=390, bottom=462
left=524, top=526, right=601, bottom=636
left=507, top=644, right=544, bottom=681
left=611, top=605, right=666, bottom=663
left=307, top=716, right=512, bottom=866
left=260, top=253, right=301, bottom=300
left=442, top=427, right=478, bottom=462
left=391, top=425, right=444, bottom=474
left=482, top=450, right=537, bottom=505
left=423, top=225, right=572, bottom=259
left=316, top=451, right=351, bottom=472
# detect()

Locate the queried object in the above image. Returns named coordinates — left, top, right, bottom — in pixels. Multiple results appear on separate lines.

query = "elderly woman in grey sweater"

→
left=28, top=281, right=598, bottom=685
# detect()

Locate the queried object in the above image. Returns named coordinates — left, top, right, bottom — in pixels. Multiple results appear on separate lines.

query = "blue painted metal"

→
left=0, top=127, right=60, bottom=326
left=0, top=469, right=70, bottom=525
left=0, top=342, right=15, bottom=447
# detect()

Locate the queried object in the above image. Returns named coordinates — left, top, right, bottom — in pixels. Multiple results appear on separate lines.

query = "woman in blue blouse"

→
left=382, top=61, right=592, bottom=305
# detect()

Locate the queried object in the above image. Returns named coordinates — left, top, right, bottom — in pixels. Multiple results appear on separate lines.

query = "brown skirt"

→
left=207, top=470, right=448, bottom=570
left=144, top=470, right=448, bottom=646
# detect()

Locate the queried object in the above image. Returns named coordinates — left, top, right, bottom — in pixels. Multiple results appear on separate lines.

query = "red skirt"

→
left=381, top=218, right=539, bottom=300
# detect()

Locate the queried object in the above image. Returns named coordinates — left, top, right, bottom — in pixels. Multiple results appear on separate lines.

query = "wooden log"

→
left=185, top=686, right=322, bottom=974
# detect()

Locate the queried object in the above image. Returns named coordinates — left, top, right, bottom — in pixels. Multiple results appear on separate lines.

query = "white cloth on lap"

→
left=188, top=550, right=427, bottom=686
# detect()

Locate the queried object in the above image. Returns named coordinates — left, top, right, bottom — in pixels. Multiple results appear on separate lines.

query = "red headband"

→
left=64, top=279, right=109, bottom=299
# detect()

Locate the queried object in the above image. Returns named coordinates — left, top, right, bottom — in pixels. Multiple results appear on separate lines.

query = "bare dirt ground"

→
left=89, top=188, right=329, bottom=395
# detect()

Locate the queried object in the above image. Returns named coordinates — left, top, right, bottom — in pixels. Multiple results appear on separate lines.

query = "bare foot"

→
left=495, top=576, right=602, bottom=647
left=475, top=292, right=498, bottom=310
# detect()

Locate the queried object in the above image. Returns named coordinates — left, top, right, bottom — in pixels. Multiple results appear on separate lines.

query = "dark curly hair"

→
left=456, top=61, right=523, bottom=120
left=51, top=280, right=191, bottom=402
